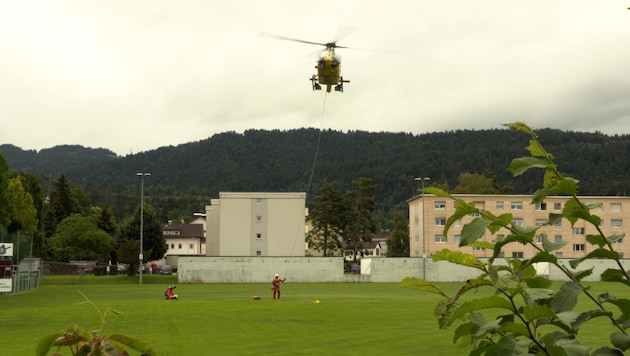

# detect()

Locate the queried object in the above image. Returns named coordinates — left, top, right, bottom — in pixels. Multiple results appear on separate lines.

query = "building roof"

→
left=163, top=223, right=204, bottom=238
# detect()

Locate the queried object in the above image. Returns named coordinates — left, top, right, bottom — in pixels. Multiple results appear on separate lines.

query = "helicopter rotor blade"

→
left=260, top=33, right=327, bottom=47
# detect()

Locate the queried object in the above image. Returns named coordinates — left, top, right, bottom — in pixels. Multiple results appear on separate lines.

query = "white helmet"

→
left=275, top=273, right=279, bottom=277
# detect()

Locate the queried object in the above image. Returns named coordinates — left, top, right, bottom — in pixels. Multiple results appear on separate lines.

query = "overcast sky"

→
left=2, top=1, right=629, bottom=156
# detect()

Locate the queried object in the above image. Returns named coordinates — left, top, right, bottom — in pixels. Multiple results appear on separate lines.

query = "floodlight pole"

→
left=415, top=177, right=431, bottom=280
left=137, top=172, right=150, bottom=284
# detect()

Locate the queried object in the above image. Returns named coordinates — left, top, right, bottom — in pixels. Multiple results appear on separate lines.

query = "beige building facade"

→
left=205, top=192, right=306, bottom=257
left=409, top=194, right=629, bottom=260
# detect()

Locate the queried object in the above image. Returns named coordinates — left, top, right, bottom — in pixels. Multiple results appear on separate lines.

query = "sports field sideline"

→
left=1, top=275, right=617, bottom=355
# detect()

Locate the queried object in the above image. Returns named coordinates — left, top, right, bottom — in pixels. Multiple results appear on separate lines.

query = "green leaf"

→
left=444, top=200, right=477, bottom=236
left=600, top=269, right=630, bottom=287
left=453, top=323, right=473, bottom=348
left=449, top=296, right=514, bottom=326
left=562, top=198, right=601, bottom=227
left=108, top=334, right=157, bottom=356
left=566, top=268, right=593, bottom=282
left=570, top=310, right=613, bottom=332
left=542, top=235, right=568, bottom=253
left=607, top=234, right=625, bottom=244
left=497, top=321, right=531, bottom=338
left=36, top=333, right=63, bottom=356
left=460, top=218, right=491, bottom=246
left=397, top=277, right=447, bottom=297
left=504, top=121, right=538, bottom=137
left=525, top=276, right=552, bottom=289
left=524, top=288, right=555, bottom=304
left=495, top=334, right=531, bottom=356
left=586, top=234, right=607, bottom=248
left=424, top=186, right=451, bottom=197
left=550, top=282, right=583, bottom=313
left=432, top=249, right=485, bottom=269
left=508, top=157, right=550, bottom=177
left=592, top=346, right=624, bottom=356
left=611, top=332, right=630, bottom=352
left=556, top=339, right=590, bottom=356
left=523, top=303, right=556, bottom=322
left=598, top=294, right=630, bottom=324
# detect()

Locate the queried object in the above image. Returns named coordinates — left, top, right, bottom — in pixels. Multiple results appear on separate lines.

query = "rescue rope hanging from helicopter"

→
left=284, top=91, right=328, bottom=278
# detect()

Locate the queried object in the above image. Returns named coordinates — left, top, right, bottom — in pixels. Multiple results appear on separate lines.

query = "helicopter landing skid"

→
left=310, top=75, right=321, bottom=91
left=335, top=76, right=349, bottom=93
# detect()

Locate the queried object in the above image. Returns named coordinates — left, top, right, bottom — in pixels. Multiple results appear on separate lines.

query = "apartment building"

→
left=409, top=194, right=629, bottom=259
left=205, top=192, right=307, bottom=257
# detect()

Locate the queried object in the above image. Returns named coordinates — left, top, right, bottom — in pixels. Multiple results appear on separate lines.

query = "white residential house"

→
left=163, top=222, right=205, bottom=256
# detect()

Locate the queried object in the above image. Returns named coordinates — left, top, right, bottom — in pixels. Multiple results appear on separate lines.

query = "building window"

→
left=256, top=198, right=263, bottom=205
left=554, top=220, right=562, bottom=227
left=573, top=244, right=585, bottom=252
left=178, top=243, right=182, bottom=249
left=511, top=201, right=523, bottom=210
left=454, top=235, right=461, bottom=244
left=611, top=203, right=622, bottom=212
left=256, top=250, right=262, bottom=256
left=535, top=219, right=547, bottom=227
left=612, top=238, right=624, bottom=244
left=554, top=202, right=562, bottom=211
left=512, top=252, right=524, bottom=258
left=612, top=219, right=623, bottom=228
left=454, top=219, right=462, bottom=226
left=496, top=201, right=504, bottom=210
left=512, top=218, right=523, bottom=226
left=535, top=203, right=547, bottom=211
left=435, top=201, right=446, bottom=209
left=496, top=234, right=505, bottom=242
left=170, top=244, right=175, bottom=249
left=556, top=252, right=563, bottom=258
left=189, top=244, right=193, bottom=249
left=435, top=235, right=447, bottom=243
left=256, top=215, right=262, bottom=222
left=472, top=246, right=485, bottom=251
left=535, top=235, right=543, bottom=244
left=435, top=218, right=447, bottom=226
left=573, top=227, right=585, bottom=235
left=555, top=235, right=563, bottom=243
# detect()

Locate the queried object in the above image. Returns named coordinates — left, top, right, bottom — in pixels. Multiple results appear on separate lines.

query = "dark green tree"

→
left=451, top=172, right=499, bottom=194
left=6, top=176, right=38, bottom=234
left=10, top=171, right=46, bottom=257
left=44, top=174, right=81, bottom=237
left=119, top=203, right=165, bottom=262
left=342, top=177, right=377, bottom=262
left=117, top=239, right=140, bottom=276
left=0, top=152, right=10, bottom=228
left=387, top=210, right=410, bottom=257
left=94, top=207, right=117, bottom=236
left=49, top=214, right=113, bottom=262
left=307, top=181, right=345, bottom=256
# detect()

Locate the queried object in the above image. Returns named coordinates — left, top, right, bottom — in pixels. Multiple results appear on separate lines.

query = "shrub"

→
left=400, top=122, right=630, bottom=355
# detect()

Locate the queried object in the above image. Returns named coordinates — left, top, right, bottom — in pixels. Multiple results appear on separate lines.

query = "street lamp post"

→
left=137, top=172, right=150, bottom=285
left=415, top=177, right=431, bottom=279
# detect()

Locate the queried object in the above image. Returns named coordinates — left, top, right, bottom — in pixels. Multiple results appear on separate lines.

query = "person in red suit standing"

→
left=272, top=274, right=286, bottom=300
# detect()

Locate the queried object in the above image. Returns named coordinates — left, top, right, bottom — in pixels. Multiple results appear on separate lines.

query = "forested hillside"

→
left=3, top=127, right=630, bottom=221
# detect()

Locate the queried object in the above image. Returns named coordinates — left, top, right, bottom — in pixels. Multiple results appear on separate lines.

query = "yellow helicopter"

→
left=263, top=33, right=351, bottom=93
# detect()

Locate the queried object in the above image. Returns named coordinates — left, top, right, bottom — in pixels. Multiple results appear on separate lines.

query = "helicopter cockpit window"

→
left=331, top=53, right=341, bottom=67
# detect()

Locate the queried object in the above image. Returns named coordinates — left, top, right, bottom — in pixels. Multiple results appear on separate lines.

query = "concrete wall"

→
left=178, top=256, right=630, bottom=283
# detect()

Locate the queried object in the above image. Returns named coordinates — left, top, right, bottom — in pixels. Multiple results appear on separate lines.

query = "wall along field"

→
left=1, top=276, right=618, bottom=355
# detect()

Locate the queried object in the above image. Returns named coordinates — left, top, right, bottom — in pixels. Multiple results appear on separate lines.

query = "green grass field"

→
left=1, top=275, right=621, bottom=355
